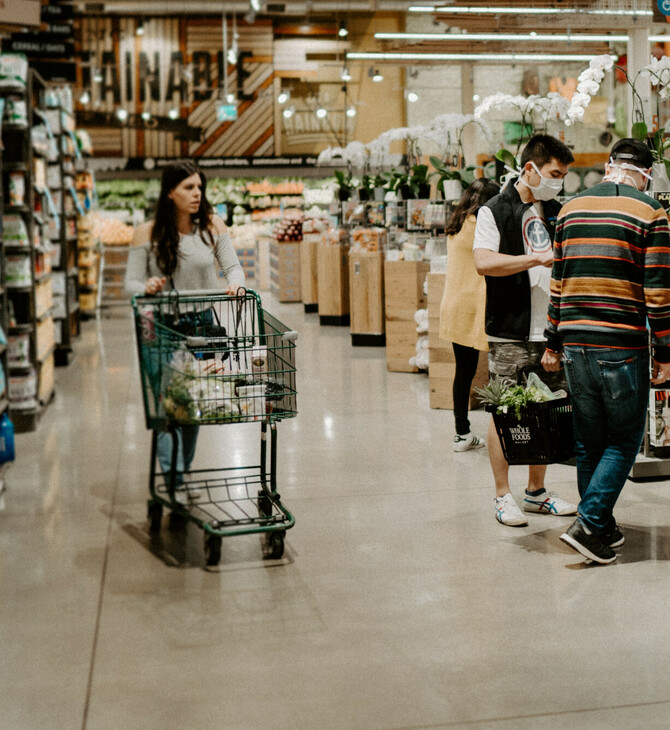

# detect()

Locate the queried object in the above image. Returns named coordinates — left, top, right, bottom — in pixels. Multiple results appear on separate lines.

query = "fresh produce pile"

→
left=273, top=216, right=303, bottom=242
left=475, top=373, right=566, bottom=420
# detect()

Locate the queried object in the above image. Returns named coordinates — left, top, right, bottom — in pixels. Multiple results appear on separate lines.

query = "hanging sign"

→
left=217, top=104, right=238, bottom=121
left=654, top=0, right=670, bottom=21
left=5, top=34, right=74, bottom=59
left=0, top=0, right=40, bottom=27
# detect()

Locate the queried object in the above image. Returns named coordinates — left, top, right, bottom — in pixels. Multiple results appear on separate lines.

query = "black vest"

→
left=483, top=181, right=561, bottom=340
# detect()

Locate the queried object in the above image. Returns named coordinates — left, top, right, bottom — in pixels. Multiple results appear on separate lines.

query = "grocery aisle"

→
left=3, top=296, right=670, bottom=729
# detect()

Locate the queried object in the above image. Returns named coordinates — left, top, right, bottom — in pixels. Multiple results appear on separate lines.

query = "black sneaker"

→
left=560, top=520, right=617, bottom=564
left=602, top=523, right=624, bottom=548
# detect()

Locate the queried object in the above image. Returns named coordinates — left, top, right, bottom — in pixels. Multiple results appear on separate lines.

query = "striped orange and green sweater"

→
left=545, top=181, right=670, bottom=362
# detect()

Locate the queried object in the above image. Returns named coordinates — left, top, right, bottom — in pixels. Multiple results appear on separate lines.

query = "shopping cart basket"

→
left=132, top=288, right=297, bottom=565
left=487, top=397, right=574, bottom=465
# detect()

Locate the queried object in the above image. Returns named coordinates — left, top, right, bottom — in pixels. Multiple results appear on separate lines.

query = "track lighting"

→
left=116, top=108, right=128, bottom=122
left=340, top=66, right=352, bottom=82
left=136, top=19, right=144, bottom=36
left=278, top=90, right=290, bottom=104
left=346, top=106, right=357, bottom=117
left=370, top=68, right=383, bottom=82
left=141, top=111, right=151, bottom=121
left=168, top=108, right=179, bottom=120
left=338, top=21, right=348, bottom=38
left=79, top=91, right=90, bottom=104
left=316, top=107, right=328, bottom=119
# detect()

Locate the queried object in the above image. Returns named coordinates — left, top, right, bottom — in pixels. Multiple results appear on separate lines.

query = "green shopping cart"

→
left=132, top=288, right=297, bottom=566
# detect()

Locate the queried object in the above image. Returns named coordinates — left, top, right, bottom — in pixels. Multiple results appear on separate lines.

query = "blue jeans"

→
left=157, top=426, right=199, bottom=486
left=563, top=346, right=649, bottom=534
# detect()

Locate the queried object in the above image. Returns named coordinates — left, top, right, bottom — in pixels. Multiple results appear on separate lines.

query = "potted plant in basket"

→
left=334, top=169, right=353, bottom=201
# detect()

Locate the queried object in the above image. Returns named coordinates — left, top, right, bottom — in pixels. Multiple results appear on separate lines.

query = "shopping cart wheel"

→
left=204, top=533, right=222, bottom=566
left=147, top=500, right=163, bottom=532
left=264, top=530, right=285, bottom=560
left=257, top=490, right=273, bottom=518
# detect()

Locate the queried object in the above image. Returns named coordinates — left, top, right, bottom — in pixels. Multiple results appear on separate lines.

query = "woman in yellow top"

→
left=439, top=178, right=500, bottom=451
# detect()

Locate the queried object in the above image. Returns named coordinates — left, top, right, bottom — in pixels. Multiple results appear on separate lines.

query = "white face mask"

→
left=519, top=161, right=564, bottom=201
left=603, top=160, right=652, bottom=191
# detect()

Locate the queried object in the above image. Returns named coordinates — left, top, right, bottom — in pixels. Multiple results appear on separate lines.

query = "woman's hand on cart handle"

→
left=145, top=276, right=166, bottom=295
left=225, top=284, right=246, bottom=296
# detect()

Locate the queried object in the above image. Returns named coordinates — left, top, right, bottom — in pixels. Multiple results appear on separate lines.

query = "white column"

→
left=461, top=64, right=475, bottom=165
left=627, top=27, right=652, bottom=132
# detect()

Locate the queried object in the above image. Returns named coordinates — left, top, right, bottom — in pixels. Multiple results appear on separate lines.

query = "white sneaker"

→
left=494, top=493, right=529, bottom=526
left=453, top=433, right=486, bottom=452
left=523, top=491, right=578, bottom=515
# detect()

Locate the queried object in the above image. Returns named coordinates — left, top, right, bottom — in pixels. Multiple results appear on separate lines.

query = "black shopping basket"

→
left=487, top=396, right=574, bottom=465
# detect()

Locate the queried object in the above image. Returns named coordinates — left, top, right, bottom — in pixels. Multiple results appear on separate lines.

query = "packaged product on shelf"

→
left=5, top=255, right=31, bottom=287
left=302, top=215, right=329, bottom=234
left=9, top=367, right=37, bottom=409
left=407, top=200, right=429, bottom=230
left=8, top=172, right=25, bottom=207
left=342, top=200, right=365, bottom=225
left=650, top=390, right=670, bottom=447
left=31, top=125, right=50, bottom=157
left=4, top=98, right=26, bottom=126
left=0, top=53, right=28, bottom=88
left=8, top=334, right=30, bottom=368
left=366, top=202, right=385, bottom=226
left=351, top=227, right=387, bottom=252
left=3, top=215, right=29, bottom=246
left=321, top=227, right=348, bottom=246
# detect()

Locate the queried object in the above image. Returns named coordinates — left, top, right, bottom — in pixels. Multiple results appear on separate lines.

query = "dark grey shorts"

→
left=488, top=341, right=567, bottom=391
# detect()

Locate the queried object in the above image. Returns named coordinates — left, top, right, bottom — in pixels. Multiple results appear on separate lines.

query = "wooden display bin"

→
left=349, top=250, right=385, bottom=346
left=384, top=259, right=430, bottom=372
left=300, top=234, right=320, bottom=313
left=426, top=272, right=489, bottom=410
left=317, top=242, right=350, bottom=326
left=270, top=239, right=301, bottom=302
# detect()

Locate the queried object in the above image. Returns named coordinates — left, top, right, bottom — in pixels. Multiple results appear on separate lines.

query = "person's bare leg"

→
left=528, top=464, right=547, bottom=492
left=488, top=417, right=511, bottom=498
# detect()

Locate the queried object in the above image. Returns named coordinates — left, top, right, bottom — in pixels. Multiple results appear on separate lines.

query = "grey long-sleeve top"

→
left=124, top=228, right=245, bottom=296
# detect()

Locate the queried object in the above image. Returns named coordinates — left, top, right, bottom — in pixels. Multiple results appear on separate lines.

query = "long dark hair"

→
left=151, top=160, right=214, bottom=277
left=445, top=178, right=500, bottom=236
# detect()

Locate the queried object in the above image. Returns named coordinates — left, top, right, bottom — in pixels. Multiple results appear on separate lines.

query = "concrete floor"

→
left=2, top=295, right=670, bottom=729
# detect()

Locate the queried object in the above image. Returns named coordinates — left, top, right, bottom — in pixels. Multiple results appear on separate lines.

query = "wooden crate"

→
left=426, top=272, right=489, bottom=410
left=349, top=250, right=385, bottom=343
left=318, top=243, right=350, bottom=324
left=300, top=234, right=320, bottom=310
left=384, top=260, right=430, bottom=372
left=270, top=240, right=301, bottom=302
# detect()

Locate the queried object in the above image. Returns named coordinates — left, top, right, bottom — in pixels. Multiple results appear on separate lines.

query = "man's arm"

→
left=644, top=207, right=670, bottom=370
left=473, top=248, right=553, bottom=277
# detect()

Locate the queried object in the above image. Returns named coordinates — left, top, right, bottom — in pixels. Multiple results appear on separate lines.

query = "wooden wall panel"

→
left=77, top=18, right=274, bottom=159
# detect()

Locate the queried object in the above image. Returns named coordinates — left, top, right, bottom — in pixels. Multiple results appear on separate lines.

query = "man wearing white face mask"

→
left=542, top=138, right=670, bottom=564
left=473, top=134, right=577, bottom=527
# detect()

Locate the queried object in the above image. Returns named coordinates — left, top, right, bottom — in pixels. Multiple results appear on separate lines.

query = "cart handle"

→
left=282, top=331, right=298, bottom=342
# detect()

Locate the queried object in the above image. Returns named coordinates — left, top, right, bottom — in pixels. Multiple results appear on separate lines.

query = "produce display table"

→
left=317, top=242, right=350, bottom=326
left=384, top=260, right=429, bottom=372
left=300, top=234, right=320, bottom=313
left=349, top=250, right=385, bottom=346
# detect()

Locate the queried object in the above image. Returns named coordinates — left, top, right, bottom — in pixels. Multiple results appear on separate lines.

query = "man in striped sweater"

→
left=542, top=138, right=670, bottom=564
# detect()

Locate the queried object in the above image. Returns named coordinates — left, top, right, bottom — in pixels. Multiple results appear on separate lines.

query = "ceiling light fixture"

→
left=374, top=32, right=629, bottom=43
left=226, top=93, right=236, bottom=104
left=340, top=66, right=352, bottom=82
left=116, top=108, right=129, bottom=122
left=168, top=108, right=179, bottom=120
left=408, top=5, right=651, bottom=16
left=316, top=107, right=328, bottom=118
left=346, top=106, right=357, bottom=117
left=136, top=19, right=145, bottom=35
left=283, top=106, right=294, bottom=119
left=278, top=90, right=290, bottom=104
left=141, top=111, right=151, bottom=121
left=339, top=21, right=348, bottom=38
left=406, top=91, right=419, bottom=103
left=349, top=52, right=612, bottom=63
left=369, top=67, right=383, bottom=82
left=79, top=91, right=90, bottom=104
